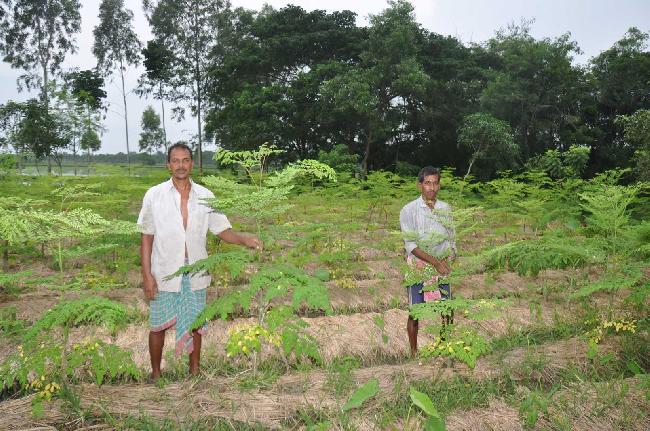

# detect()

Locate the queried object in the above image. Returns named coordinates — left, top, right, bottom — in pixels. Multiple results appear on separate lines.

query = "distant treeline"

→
left=1, top=1, right=649, bottom=180
left=200, top=4, right=650, bottom=179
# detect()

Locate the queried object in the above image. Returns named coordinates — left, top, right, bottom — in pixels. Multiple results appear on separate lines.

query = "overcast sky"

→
left=1, top=0, right=649, bottom=154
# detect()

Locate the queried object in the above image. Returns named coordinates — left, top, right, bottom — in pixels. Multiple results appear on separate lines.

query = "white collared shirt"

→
left=137, top=178, right=232, bottom=292
left=399, top=196, right=457, bottom=260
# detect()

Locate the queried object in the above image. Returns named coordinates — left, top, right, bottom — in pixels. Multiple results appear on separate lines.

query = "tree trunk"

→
left=464, top=155, right=476, bottom=180
left=196, top=66, right=203, bottom=175
left=43, top=62, right=52, bottom=174
left=160, top=82, right=167, bottom=152
left=120, top=64, right=131, bottom=175
left=72, top=138, right=77, bottom=176
left=362, top=127, right=372, bottom=177
left=87, top=149, right=92, bottom=176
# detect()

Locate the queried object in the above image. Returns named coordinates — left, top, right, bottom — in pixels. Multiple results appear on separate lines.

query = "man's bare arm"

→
left=141, top=233, right=157, bottom=300
left=411, top=247, right=451, bottom=276
left=217, top=228, right=262, bottom=250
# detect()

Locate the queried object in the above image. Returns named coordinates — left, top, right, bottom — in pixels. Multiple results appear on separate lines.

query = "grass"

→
left=1, top=167, right=648, bottom=429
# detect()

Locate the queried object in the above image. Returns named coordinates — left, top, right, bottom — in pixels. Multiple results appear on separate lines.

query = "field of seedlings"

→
left=0, top=155, right=648, bottom=430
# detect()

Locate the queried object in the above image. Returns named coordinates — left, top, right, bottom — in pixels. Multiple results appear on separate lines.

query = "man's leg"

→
left=189, top=330, right=202, bottom=375
left=407, top=283, right=424, bottom=356
left=149, top=329, right=166, bottom=380
left=407, top=316, right=419, bottom=356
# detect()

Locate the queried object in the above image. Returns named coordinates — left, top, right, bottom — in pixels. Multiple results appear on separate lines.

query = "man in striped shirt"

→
left=399, top=166, right=457, bottom=356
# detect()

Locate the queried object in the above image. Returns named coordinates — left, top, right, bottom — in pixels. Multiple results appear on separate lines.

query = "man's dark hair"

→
left=167, top=142, right=193, bottom=162
left=418, top=166, right=441, bottom=183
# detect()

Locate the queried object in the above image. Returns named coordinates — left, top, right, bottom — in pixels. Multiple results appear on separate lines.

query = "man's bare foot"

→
left=149, top=371, right=161, bottom=383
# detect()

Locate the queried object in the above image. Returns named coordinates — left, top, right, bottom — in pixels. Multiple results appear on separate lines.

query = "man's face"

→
left=167, top=147, right=193, bottom=180
left=418, top=174, right=440, bottom=202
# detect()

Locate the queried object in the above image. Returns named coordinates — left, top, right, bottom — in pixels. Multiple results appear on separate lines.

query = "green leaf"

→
left=341, top=379, right=379, bottom=412
left=424, top=416, right=447, bottom=431
left=410, top=387, right=440, bottom=418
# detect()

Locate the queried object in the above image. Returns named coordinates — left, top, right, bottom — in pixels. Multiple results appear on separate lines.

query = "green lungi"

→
left=149, top=273, right=207, bottom=355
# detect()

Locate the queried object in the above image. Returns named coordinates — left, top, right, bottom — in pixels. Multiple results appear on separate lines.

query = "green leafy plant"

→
left=341, top=379, right=379, bottom=412
left=482, top=234, right=596, bottom=276
left=189, top=265, right=331, bottom=372
left=410, top=387, right=446, bottom=431
left=1, top=297, right=138, bottom=415
left=0, top=306, right=25, bottom=337
left=24, top=297, right=133, bottom=341
left=579, top=182, right=639, bottom=255
left=419, top=329, right=490, bottom=368
left=519, top=389, right=553, bottom=428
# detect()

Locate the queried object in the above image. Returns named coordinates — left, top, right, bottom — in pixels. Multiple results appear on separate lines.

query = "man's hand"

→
left=143, top=274, right=158, bottom=300
left=243, top=236, right=263, bottom=251
left=217, top=229, right=263, bottom=251
left=432, top=258, right=451, bottom=276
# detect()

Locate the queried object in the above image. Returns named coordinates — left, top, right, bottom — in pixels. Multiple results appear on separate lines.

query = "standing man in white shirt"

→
left=138, top=143, right=261, bottom=380
left=399, top=166, right=457, bottom=356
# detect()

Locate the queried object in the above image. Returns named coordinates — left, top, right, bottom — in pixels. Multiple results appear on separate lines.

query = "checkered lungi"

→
left=149, top=273, right=207, bottom=355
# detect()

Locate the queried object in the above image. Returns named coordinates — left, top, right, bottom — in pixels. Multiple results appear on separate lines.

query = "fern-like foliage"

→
left=58, top=243, right=119, bottom=260
left=482, top=234, right=598, bottom=276
left=24, top=297, right=133, bottom=341
left=1, top=339, right=140, bottom=393
left=192, top=265, right=332, bottom=328
left=579, top=183, right=638, bottom=254
left=0, top=269, right=32, bottom=286
left=250, top=266, right=332, bottom=313
left=409, top=297, right=509, bottom=321
left=204, top=186, right=294, bottom=219
left=265, top=305, right=321, bottom=363
left=164, top=250, right=254, bottom=280
left=571, top=263, right=645, bottom=299
left=0, top=306, right=25, bottom=337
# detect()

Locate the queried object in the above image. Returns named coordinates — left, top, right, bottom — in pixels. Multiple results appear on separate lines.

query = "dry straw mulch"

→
left=0, top=337, right=617, bottom=430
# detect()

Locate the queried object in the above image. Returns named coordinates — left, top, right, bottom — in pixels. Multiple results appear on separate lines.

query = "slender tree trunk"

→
left=15, top=150, right=22, bottom=175
left=395, top=140, right=400, bottom=169
left=120, top=64, right=131, bottom=175
left=160, top=82, right=167, bottom=151
left=42, top=63, right=53, bottom=174
left=362, top=126, right=372, bottom=177
left=464, top=156, right=476, bottom=180
left=196, top=65, right=203, bottom=175
left=72, top=138, right=77, bottom=176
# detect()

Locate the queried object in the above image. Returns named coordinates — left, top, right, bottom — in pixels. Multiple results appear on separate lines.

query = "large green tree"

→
left=139, top=106, right=165, bottom=154
left=321, top=0, right=429, bottom=174
left=5, top=99, right=69, bottom=162
left=143, top=0, right=230, bottom=174
left=588, top=28, right=650, bottom=172
left=205, top=5, right=364, bottom=160
left=457, top=112, right=517, bottom=179
left=137, top=40, right=174, bottom=145
left=617, top=109, right=650, bottom=180
left=480, top=21, right=586, bottom=161
left=92, top=0, right=141, bottom=173
left=0, top=0, right=81, bottom=106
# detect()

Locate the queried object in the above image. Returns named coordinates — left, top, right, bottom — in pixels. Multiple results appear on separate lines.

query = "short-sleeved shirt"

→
left=399, top=196, right=456, bottom=261
left=137, top=178, right=231, bottom=292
